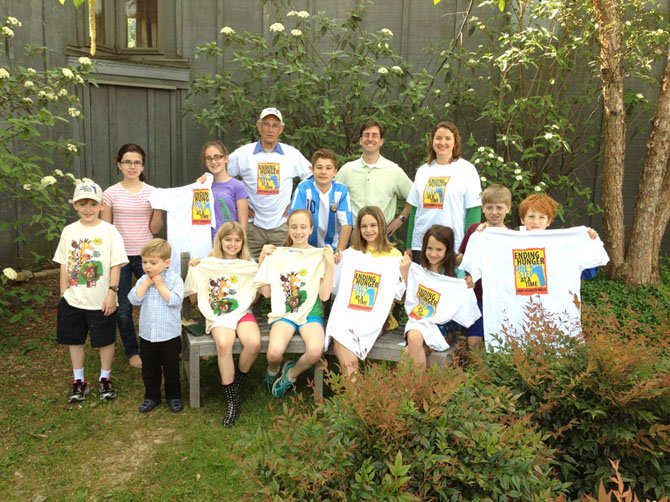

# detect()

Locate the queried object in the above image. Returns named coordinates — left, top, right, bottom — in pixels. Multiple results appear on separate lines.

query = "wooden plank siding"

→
left=0, top=0, right=669, bottom=266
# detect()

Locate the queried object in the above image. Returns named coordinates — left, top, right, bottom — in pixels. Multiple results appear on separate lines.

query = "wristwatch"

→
left=398, top=215, right=407, bottom=223
left=109, top=285, right=119, bottom=292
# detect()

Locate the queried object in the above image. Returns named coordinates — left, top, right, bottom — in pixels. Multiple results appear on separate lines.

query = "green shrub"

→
left=238, top=360, right=567, bottom=500
left=475, top=300, right=670, bottom=499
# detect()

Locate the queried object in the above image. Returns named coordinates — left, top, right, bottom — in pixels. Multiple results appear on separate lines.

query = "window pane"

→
left=94, top=0, right=106, bottom=47
left=125, top=0, right=158, bottom=49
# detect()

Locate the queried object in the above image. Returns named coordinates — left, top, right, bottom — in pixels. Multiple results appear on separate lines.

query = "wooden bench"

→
left=179, top=253, right=452, bottom=409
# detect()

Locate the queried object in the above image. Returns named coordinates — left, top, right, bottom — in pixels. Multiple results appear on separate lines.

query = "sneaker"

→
left=99, top=378, right=117, bottom=400
left=272, top=360, right=296, bottom=398
left=139, top=398, right=159, bottom=413
left=67, top=379, right=90, bottom=403
left=167, top=399, right=183, bottom=413
left=262, top=368, right=279, bottom=391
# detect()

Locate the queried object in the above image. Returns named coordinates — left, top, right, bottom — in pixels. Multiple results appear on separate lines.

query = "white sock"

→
left=73, top=368, right=84, bottom=382
left=99, top=369, right=111, bottom=381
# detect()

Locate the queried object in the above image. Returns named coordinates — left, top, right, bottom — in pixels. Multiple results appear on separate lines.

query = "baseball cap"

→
left=71, top=181, right=103, bottom=203
left=259, top=107, right=283, bottom=123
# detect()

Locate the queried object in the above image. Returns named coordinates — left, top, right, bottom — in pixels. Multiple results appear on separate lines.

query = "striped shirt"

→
left=128, top=269, right=184, bottom=343
left=289, top=178, right=353, bottom=249
left=103, top=182, right=155, bottom=255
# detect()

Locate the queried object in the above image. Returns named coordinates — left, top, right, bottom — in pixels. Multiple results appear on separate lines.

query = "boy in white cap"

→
left=227, top=107, right=312, bottom=259
left=53, top=181, right=128, bottom=403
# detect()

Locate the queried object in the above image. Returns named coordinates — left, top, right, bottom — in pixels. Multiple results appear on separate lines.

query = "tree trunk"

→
left=625, top=46, right=670, bottom=285
left=650, top=155, right=670, bottom=283
left=593, top=0, right=626, bottom=278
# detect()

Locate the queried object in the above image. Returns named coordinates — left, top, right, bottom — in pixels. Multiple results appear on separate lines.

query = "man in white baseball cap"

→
left=227, top=107, right=311, bottom=259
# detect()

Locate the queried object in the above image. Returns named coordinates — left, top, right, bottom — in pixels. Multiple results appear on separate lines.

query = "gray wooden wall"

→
left=0, top=0, right=668, bottom=267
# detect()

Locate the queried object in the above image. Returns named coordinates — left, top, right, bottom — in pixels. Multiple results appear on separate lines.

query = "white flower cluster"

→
left=38, top=90, right=57, bottom=101
left=269, top=22, right=285, bottom=33
left=291, top=29, right=302, bottom=37
left=78, top=56, right=92, bottom=66
left=62, top=68, right=75, bottom=79
left=0, top=68, right=9, bottom=79
left=220, top=26, right=235, bottom=35
left=1, top=26, right=14, bottom=38
left=3, top=267, right=18, bottom=280
left=26, top=67, right=36, bottom=75
left=377, top=66, right=388, bottom=75
left=379, top=28, right=393, bottom=37
left=287, top=11, right=309, bottom=18
left=6, top=16, right=21, bottom=26
left=67, top=144, right=78, bottom=153
left=40, top=176, right=57, bottom=187
left=24, top=80, right=33, bottom=88
left=68, top=107, right=81, bottom=118
left=391, top=65, right=403, bottom=75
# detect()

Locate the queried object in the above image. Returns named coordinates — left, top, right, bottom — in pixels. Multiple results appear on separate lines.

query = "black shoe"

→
left=67, top=379, right=90, bottom=403
left=139, top=398, right=160, bottom=413
left=167, top=399, right=183, bottom=413
left=222, top=383, right=240, bottom=427
left=99, top=378, right=117, bottom=400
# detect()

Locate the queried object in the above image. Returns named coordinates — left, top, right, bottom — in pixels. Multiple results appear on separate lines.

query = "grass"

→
left=0, top=274, right=318, bottom=500
left=2, top=265, right=669, bottom=499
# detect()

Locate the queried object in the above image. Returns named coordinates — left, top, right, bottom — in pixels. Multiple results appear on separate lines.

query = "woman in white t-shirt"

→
left=102, top=144, right=163, bottom=368
left=401, top=121, right=482, bottom=260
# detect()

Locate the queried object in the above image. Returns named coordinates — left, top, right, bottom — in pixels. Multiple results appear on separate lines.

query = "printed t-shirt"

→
left=404, top=262, right=481, bottom=352
left=184, top=257, right=259, bottom=333
left=254, top=247, right=326, bottom=325
left=149, top=175, right=215, bottom=277
left=290, top=178, right=353, bottom=249
left=53, top=220, right=129, bottom=310
left=407, top=158, right=482, bottom=252
left=459, top=226, right=610, bottom=351
left=102, top=182, right=155, bottom=255
left=227, top=141, right=311, bottom=230
left=211, top=178, right=249, bottom=240
left=325, top=249, right=404, bottom=359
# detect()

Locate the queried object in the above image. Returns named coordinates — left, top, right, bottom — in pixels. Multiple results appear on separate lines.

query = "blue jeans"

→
left=118, top=255, right=144, bottom=358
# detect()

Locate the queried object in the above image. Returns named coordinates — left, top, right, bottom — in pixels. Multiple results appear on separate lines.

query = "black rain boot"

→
left=232, top=369, right=248, bottom=422
left=222, top=383, right=239, bottom=427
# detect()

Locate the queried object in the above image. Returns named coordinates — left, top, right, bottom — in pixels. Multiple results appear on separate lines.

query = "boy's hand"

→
left=152, top=274, right=164, bottom=288
left=101, top=291, right=117, bottom=316
left=587, top=227, right=599, bottom=240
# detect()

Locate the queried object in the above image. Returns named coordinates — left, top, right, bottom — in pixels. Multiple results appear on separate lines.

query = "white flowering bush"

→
left=189, top=1, right=438, bottom=166
left=1, top=16, right=93, bottom=324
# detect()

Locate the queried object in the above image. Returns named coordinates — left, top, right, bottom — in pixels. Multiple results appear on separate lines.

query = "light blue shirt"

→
left=128, top=269, right=184, bottom=343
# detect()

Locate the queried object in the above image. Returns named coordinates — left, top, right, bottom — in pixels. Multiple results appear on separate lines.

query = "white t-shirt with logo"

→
left=149, top=175, right=215, bottom=277
left=53, top=220, right=129, bottom=310
left=183, top=257, right=259, bottom=333
left=254, top=247, right=326, bottom=325
left=227, top=142, right=311, bottom=229
left=459, top=226, right=610, bottom=350
left=325, top=249, right=404, bottom=359
left=404, top=263, right=480, bottom=352
left=407, top=158, right=482, bottom=252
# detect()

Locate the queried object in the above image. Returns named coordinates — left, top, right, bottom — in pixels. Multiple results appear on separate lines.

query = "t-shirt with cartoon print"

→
left=53, top=220, right=128, bottom=310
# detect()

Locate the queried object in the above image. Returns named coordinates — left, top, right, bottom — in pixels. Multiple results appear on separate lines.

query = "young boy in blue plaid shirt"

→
left=128, top=238, right=184, bottom=413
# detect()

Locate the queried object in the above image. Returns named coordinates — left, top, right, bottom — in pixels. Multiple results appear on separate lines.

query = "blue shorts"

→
left=272, top=315, right=324, bottom=331
left=437, top=320, right=462, bottom=338
left=466, top=299, right=484, bottom=338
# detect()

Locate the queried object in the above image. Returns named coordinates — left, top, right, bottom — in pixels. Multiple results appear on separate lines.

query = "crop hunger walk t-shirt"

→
left=149, top=175, right=216, bottom=277
left=325, top=249, right=404, bottom=360
left=459, top=226, right=610, bottom=351
left=184, top=257, right=259, bottom=333
left=254, top=247, right=326, bottom=325
left=404, top=262, right=481, bottom=352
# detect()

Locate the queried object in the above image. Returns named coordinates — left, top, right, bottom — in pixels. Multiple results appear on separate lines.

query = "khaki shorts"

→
left=247, top=222, right=288, bottom=260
